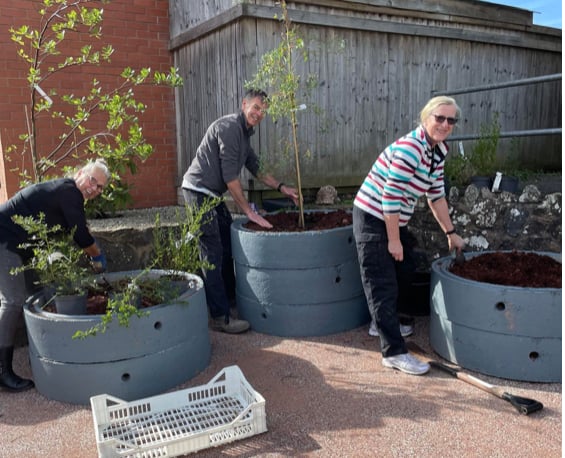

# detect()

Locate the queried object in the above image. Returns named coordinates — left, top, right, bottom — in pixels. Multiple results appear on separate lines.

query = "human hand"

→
left=247, top=211, right=273, bottom=229
left=280, top=185, right=300, bottom=206
left=447, top=233, right=465, bottom=252
left=388, top=240, right=404, bottom=262
left=90, top=253, right=107, bottom=273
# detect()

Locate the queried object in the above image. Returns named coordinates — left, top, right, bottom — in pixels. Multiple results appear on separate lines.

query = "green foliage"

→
left=152, top=199, right=220, bottom=275
left=468, top=112, right=501, bottom=177
left=72, top=271, right=150, bottom=339
left=7, top=0, right=183, bottom=215
left=444, top=145, right=474, bottom=188
left=245, top=0, right=315, bottom=228
left=71, top=271, right=192, bottom=339
left=11, top=213, right=93, bottom=295
left=74, top=197, right=220, bottom=339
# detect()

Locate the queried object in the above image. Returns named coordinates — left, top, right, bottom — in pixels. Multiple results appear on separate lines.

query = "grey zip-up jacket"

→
left=182, top=111, right=260, bottom=196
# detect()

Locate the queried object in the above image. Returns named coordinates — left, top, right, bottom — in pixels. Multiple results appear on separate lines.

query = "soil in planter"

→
left=42, top=277, right=188, bottom=315
left=449, top=251, right=561, bottom=288
left=244, top=209, right=352, bottom=232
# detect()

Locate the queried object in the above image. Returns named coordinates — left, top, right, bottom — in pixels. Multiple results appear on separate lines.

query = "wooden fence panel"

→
left=171, top=1, right=561, bottom=193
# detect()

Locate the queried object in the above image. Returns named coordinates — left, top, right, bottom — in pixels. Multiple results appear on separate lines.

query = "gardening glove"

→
left=90, top=253, right=107, bottom=273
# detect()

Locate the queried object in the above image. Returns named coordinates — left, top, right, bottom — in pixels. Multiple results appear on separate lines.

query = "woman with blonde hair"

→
left=353, top=96, right=465, bottom=375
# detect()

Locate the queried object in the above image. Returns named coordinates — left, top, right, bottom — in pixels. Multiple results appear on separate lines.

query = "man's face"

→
left=242, top=96, right=268, bottom=128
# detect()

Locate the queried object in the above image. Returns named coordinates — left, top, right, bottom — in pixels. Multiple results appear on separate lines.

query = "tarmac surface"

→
left=0, top=315, right=561, bottom=457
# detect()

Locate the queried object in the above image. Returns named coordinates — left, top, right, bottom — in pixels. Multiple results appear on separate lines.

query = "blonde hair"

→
left=420, top=96, right=461, bottom=124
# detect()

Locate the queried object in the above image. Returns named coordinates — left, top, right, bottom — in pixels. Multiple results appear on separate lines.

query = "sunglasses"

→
left=432, top=114, right=458, bottom=125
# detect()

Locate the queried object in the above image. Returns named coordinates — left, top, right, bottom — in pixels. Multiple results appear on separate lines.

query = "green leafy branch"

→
left=8, top=0, right=183, bottom=215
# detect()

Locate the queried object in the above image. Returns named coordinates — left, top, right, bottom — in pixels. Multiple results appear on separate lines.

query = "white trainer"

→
left=368, top=320, right=413, bottom=338
left=382, top=353, right=430, bottom=375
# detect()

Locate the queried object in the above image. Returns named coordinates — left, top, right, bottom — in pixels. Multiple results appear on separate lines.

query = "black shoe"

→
left=0, top=347, right=34, bottom=392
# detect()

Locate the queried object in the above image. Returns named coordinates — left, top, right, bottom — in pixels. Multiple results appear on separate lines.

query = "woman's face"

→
left=75, top=168, right=107, bottom=200
left=422, top=104, right=458, bottom=146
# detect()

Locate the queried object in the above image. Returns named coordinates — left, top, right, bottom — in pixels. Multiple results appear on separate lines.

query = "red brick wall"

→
left=0, top=0, right=178, bottom=208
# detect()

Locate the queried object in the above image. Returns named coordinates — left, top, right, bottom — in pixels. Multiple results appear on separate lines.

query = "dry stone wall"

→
left=410, top=184, right=562, bottom=268
left=88, top=183, right=561, bottom=273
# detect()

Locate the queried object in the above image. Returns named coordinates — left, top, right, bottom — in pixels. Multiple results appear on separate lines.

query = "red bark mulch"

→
left=449, top=251, right=561, bottom=288
left=243, top=209, right=352, bottom=232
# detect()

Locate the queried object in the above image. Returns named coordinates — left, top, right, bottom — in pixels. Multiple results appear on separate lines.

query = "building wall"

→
left=0, top=0, right=178, bottom=208
left=170, top=0, right=562, bottom=196
left=1, top=1, right=560, bottom=209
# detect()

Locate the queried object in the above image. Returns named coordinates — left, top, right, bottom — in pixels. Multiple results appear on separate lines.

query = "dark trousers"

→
left=352, top=206, right=415, bottom=357
left=183, top=190, right=235, bottom=319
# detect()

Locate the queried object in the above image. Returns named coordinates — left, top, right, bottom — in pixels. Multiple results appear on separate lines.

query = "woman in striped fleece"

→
left=353, top=96, right=465, bottom=376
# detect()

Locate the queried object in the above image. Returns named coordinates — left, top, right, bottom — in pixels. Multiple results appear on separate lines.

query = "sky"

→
left=488, top=0, right=562, bottom=29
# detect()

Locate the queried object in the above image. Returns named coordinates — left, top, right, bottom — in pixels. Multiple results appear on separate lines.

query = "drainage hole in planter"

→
left=154, top=321, right=162, bottom=330
left=347, top=236, right=353, bottom=244
left=261, top=312, right=268, bottom=319
left=529, top=351, right=539, bottom=361
left=495, top=302, right=506, bottom=311
left=335, top=276, right=341, bottom=284
left=121, top=373, right=131, bottom=382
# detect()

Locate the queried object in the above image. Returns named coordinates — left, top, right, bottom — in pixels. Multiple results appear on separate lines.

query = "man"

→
left=0, top=159, right=109, bottom=391
left=182, top=88, right=299, bottom=334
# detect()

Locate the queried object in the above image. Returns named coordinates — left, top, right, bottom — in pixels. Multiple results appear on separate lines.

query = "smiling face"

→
left=75, top=167, right=108, bottom=200
left=241, top=96, right=268, bottom=128
left=422, top=103, right=458, bottom=146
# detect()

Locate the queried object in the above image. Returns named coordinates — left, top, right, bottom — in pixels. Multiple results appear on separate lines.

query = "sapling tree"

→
left=245, top=0, right=317, bottom=228
left=8, top=0, right=182, bottom=215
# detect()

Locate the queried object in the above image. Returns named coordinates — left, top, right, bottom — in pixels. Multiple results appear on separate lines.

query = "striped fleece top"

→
left=354, top=125, right=448, bottom=226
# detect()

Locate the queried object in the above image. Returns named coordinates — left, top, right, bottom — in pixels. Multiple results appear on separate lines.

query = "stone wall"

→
left=88, top=184, right=562, bottom=273
left=409, top=184, right=562, bottom=269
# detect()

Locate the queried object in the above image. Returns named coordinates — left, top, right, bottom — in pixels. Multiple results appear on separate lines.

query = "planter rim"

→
left=432, top=250, right=562, bottom=291
left=232, top=209, right=352, bottom=235
left=24, top=269, right=203, bottom=321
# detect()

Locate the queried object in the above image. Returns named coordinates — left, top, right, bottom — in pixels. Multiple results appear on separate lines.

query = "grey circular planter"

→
left=430, top=251, right=561, bottom=382
left=231, top=214, right=369, bottom=337
left=23, top=270, right=210, bottom=405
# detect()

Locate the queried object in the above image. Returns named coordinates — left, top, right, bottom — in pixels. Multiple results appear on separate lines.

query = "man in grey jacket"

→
left=182, top=89, right=298, bottom=333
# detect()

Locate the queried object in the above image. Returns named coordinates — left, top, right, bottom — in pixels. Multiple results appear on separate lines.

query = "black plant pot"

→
left=470, top=176, right=493, bottom=189
left=397, top=271, right=431, bottom=316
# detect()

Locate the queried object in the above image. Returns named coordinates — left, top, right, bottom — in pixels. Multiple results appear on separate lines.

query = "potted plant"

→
left=11, top=213, right=95, bottom=315
left=20, top=203, right=216, bottom=405
left=467, top=113, right=501, bottom=189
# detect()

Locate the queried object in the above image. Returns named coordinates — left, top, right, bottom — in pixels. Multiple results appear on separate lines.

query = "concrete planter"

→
left=430, top=251, right=561, bottom=382
left=23, top=270, right=210, bottom=405
left=231, top=214, right=369, bottom=337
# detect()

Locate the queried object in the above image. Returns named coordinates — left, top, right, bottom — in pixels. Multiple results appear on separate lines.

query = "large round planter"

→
left=231, top=214, right=369, bottom=337
left=23, top=270, right=210, bottom=405
left=430, top=251, right=561, bottom=382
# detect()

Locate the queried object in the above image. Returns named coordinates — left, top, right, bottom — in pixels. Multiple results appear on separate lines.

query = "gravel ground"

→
left=0, top=316, right=561, bottom=457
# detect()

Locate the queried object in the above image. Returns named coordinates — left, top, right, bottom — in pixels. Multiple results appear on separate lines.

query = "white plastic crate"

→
left=90, top=365, right=267, bottom=457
